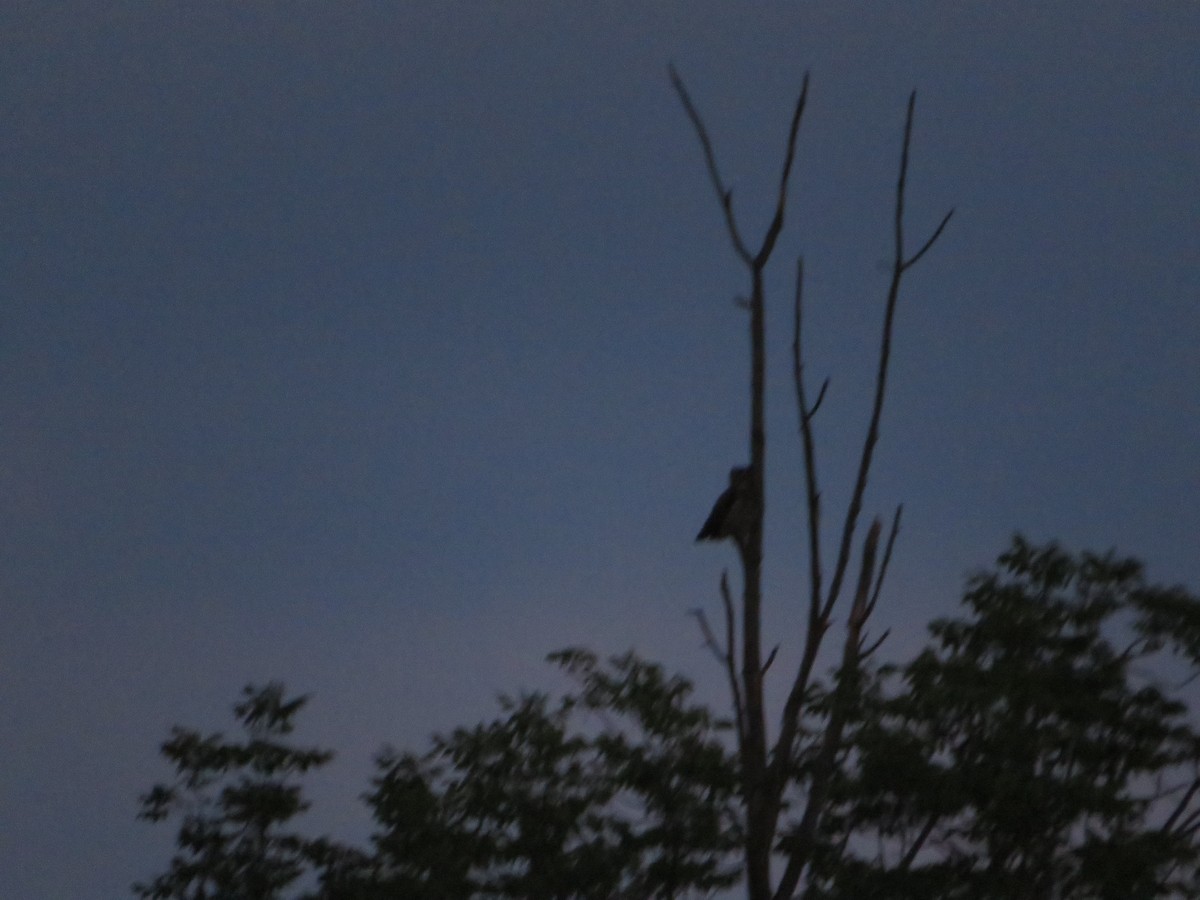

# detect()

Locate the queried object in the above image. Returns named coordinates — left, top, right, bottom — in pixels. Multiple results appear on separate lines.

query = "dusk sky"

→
left=2, top=4, right=1198, bottom=896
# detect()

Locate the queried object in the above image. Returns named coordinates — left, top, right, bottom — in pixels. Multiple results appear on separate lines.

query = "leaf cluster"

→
left=326, top=649, right=740, bottom=899
left=134, top=541, right=1200, bottom=899
left=136, top=657, right=739, bottom=900
left=810, top=537, right=1200, bottom=899
left=133, top=683, right=335, bottom=900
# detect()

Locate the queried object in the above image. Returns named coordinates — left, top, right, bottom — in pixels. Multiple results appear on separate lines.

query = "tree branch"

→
left=858, top=627, right=891, bottom=658
left=893, top=92, right=955, bottom=272
left=669, top=64, right=754, bottom=265
left=775, top=521, right=882, bottom=900
left=806, top=377, right=830, bottom=421
left=1163, top=775, right=1200, bottom=836
left=772, top=96, right=947, bottom=828
left=864, top=504, right=903, bottom=622
left=692, top=607, right=723, bottom=662
left=823, top=92, right=950, bottom=627
left=898, top=812, right=940, bottom=870
left=756, top=73, right=810, bottom=268
left=792, top=256, right=825, bottom=639
left=762, top=644, right=780, bottom=675
left=903, top=208, right=955, bottom=271
left=722, top=572, right=747, bottom=746
left=690, top=574, right=747, bottom=750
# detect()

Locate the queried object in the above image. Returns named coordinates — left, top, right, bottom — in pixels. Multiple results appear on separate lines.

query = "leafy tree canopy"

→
left=812, top=537, right=1200, bottom=899
left=134, top=683, right=335, bottom=900
left=137, top=652, right=739, bottom=900
left=136, top=539, right=1200, bottom=899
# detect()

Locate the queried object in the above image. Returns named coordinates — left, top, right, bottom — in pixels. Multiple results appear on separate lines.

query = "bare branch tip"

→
left=807, top=377, right=830, bottom=419
left=763, top=644, right=780, bottom=675
left=861, top=628, right=891, bottom=658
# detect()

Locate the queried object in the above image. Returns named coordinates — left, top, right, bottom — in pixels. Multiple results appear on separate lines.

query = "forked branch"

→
left=758, top=73, right=809, bottom=267
left=775, top=519, right=882, bottom=900
left=670, top=65, right=810, bottom=267
left=669, top=64, right=753, bottom=265
left=773, top=91, right=951, bottom=897
left=823, top=92, right=953, bottom=627
left=793, top=257, right=825, bottom=634
left=690, top=573, right=746, bottom=747
left=865, top=505, right=903, bottom=624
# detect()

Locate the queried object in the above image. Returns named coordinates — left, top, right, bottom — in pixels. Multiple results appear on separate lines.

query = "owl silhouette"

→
left=697, top=466, right=753, bottom=544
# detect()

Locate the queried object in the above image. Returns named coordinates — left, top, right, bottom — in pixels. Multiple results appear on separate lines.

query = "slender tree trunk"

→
left=741, top=268, right=771, bottom=899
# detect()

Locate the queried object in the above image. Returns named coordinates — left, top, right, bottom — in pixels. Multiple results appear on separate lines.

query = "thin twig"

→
left=691, top=594, right=746, bottom=750
left=691, top=608, right=724, bottom=662
left=821, top=92, right=950, bottom=627
left=669, top=64, right=753, bottom=265
left=792, top=256, right=825, bottom=631
left=756, top=73, right=810, bottom=267
left=865, top=504, right=903, bottom=620
left=898, top=812, right=940, bottom=870
left=806, top=377, right=830, bottom=421
left=768, top=257, right=831, bottom=803
left=859, top=628, right=891, bottom=658
left=722, top=572, right=747, bottom=745
left=904, top=209, right=955, bottom=271
left=1163, top=776, right=1200, bottom=835
left=762, top=644, right=780, bottom=675
left=850, top=518, right=882, bottom=628
left=892, top=93, right=913, bottom=263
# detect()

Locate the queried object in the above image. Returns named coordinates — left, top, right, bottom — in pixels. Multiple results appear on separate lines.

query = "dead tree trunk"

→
left=675, top=67, right=952, bottom=900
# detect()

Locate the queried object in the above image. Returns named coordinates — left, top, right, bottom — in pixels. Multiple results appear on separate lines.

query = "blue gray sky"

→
left=2, top=3, right=1198, bottom=896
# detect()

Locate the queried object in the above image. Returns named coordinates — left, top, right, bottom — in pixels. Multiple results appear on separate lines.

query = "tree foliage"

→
left=138, top=653, right=739, bottom=900
left=134, top=683, right=335, bottom=900
left=325, top=649, right=739, bottom=899
left=810, top=537, right=1200, bottom=899
left=135, top=544, right=1200, bottom=898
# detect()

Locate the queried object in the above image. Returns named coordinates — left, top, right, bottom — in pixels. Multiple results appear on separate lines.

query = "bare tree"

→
left=674, top=66, right=953, bottom=900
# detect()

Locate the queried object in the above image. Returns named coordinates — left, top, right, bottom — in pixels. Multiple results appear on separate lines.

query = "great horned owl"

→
left=696, top=466, right=753, bottom=545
